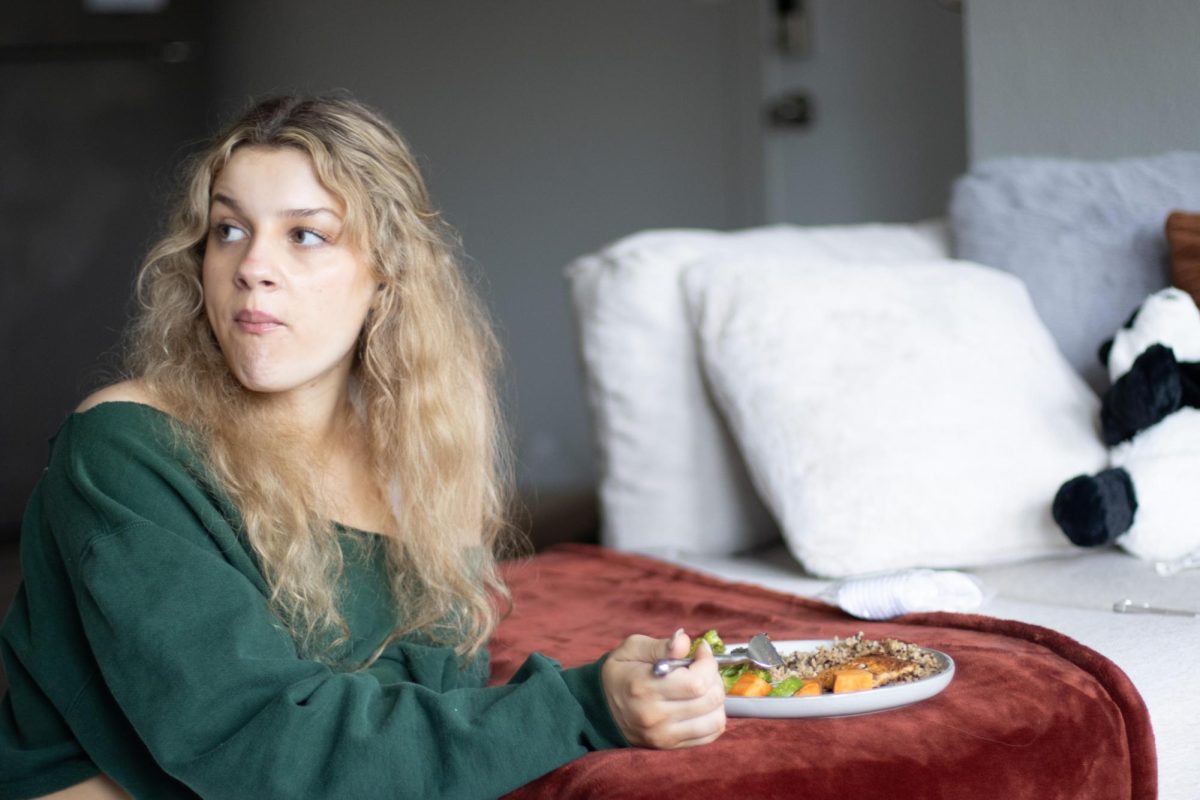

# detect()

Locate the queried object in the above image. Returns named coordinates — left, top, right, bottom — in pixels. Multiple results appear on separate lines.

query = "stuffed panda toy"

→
left=1052, top=287, right=1200, bottom=562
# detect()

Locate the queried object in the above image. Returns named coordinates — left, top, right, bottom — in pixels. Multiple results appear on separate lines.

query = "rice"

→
left=766, top=633, right=943, bottom=684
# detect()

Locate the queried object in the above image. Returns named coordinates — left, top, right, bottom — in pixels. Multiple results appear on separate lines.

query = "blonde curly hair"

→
left=126, top=94, right=515, bottom=663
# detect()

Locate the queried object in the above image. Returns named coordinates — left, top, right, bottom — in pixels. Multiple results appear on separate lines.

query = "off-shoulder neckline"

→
left=71, top=399, right=177, bottom=422
left=68, top=400, right=393, bottom=540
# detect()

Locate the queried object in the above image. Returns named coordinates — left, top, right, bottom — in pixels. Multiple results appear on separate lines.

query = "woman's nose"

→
left=234, top=239, right=279, bottom=289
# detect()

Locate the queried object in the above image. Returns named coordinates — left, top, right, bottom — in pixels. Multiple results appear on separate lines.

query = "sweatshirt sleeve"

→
left=362, top=638, right=490, bottom=691
left=46, top=407, right=627, bottom=800
left=0, top=631, right=101, bottom=799
left=75, top=520, right=625, bottom=800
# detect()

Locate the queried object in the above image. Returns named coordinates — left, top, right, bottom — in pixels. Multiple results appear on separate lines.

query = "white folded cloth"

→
left=823, top=569, right=986, bottom=620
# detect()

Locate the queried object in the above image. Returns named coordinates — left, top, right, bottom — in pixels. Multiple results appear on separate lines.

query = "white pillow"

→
left=566, top=221, right=950, bottom=556
left=684, top=256, right=1106, bottom=575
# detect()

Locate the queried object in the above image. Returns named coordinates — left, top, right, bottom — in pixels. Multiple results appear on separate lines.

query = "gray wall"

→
left=206, top=0, right=965, bottom=496
left=206, top=0, right=765, bottom=493
left=1, top=1, right=969, bottom=533
left=764, top=0, right=965, bottom=224
left=965, top=0, right=1200, bottom=161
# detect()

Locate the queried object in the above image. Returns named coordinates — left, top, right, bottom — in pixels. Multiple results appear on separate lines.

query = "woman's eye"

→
left=214, top=223, right=247, bottom=243
left=292, top=229, right=328, bottom=247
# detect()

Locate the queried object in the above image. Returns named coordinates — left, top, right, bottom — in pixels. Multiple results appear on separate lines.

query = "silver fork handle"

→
left=652, top=653, right=752, bottom=677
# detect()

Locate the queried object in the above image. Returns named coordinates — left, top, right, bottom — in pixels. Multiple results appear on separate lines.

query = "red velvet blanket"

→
left=491, top=545, right=1155, bottom=800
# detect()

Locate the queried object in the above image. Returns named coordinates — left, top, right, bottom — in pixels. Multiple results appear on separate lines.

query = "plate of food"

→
left=715, top=632, right=954, bottom=718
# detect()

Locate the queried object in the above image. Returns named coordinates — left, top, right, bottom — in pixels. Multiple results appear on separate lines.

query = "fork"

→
left=652, top=633, right=784, bottom=677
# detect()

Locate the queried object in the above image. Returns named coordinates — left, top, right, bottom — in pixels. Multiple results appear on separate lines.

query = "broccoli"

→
left=767, top=676, right=806, bottom=697
left=687, top=629, right=726, bottom=657
left=719, top=663, right=747, bottom=692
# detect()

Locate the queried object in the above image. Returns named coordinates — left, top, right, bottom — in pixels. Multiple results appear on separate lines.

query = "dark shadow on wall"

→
left=0, top=1, right=212, bottom=544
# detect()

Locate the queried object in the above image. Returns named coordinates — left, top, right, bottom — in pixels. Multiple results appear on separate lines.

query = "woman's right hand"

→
left=600, top=629, right=727, bottom=749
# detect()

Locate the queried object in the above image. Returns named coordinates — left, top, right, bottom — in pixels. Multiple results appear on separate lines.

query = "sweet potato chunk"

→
left=832, top=669, right=873, bottom=693
left=794, top=680, right=822, bottom=696
left=728, top=673, right=772, bottom=697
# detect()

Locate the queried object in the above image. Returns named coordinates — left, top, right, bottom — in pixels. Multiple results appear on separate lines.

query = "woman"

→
left=0, top=95, right=724, bottom=799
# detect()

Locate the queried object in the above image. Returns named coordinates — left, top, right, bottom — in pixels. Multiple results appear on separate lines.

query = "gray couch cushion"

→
left=950, top=151, right=1200, bottom=393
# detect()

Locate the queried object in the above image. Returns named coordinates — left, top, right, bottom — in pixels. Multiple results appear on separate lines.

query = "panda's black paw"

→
left=1052, top=468, right=1138, bottom=547
left=1101, top=344, right=1182, bottom=446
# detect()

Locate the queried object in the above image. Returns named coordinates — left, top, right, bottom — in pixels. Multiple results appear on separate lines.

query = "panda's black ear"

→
left=1098, top=337, right=1114, bottom=366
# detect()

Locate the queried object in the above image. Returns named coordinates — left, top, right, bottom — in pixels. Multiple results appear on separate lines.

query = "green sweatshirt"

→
left=0, top=402, right=626, bottom=799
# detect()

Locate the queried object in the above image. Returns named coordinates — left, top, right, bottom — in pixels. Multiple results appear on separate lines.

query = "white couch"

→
left=566, top=152, right=1200, bottom=798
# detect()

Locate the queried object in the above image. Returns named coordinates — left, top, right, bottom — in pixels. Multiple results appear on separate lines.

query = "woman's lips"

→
left=234, top=309, right=284, bottom=334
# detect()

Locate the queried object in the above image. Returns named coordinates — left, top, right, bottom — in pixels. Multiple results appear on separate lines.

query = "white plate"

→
left=723, top=639, right=955, bottom=718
